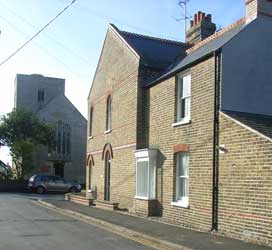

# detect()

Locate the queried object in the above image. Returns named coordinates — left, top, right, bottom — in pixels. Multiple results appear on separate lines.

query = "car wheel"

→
left=69, top=187, right=77, bottom=193
left=36, top=186, right=45, bottom=194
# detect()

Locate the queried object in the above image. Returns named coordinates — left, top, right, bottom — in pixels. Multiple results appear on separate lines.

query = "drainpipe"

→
left=212, top=49, right=222, bottom=231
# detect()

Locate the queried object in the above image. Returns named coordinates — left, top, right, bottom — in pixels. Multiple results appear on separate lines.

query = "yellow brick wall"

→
left=148, top=57, right=215, bottom=231
left=218, top=113, right=272, bottom=246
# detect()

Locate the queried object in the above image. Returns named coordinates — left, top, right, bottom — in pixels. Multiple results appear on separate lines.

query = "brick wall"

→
left=148, top=56, right=215, bottom=231
left=218, top=113, right=272, bottom=246
left=86, top=27, right=139, bottom=210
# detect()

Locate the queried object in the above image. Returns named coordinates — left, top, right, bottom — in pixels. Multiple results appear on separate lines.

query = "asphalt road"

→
left=0, top=193, right=153, bottom=250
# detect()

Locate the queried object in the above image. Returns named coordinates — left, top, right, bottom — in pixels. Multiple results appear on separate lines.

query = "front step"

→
left=65, top=193, right=94, bottom=206
left=94, top=200, right=119, bottom=211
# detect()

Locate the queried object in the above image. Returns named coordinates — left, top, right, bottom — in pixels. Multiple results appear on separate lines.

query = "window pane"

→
left=178, top=177, right=188, bottom=199
left=182, top=77, right=188, bottom=97
left=178, top=79, right=183, bottom=99
left=149, top=163, right=155, bottom=199
left=176, top=154, right=189, bottom=201
left=184, top=97, right=191, bottom=119
left=184, top=75, right=191, bottom=97
left=137, top=160, right=149, bottom=197
left=177, top=74, right=191, bottom=121
left=89, top=108, right=93, bottom=136
left=180, top=98, right=186, bottom=119
left=106, top=97, right=111, bottom=130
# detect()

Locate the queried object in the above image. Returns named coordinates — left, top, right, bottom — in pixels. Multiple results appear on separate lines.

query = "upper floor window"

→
left=106, top=96, right=111, bottom=132
left=176, top=73, right=191, bottom=124
left=38, top=89, right=45, bottom=102
left=89, top=107, right=93, bottom=137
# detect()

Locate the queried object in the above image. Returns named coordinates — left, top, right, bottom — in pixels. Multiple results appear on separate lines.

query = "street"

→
left=0, top=193, right=153, bottom=250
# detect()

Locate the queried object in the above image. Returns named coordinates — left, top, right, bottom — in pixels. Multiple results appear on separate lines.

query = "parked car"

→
left=28, top=174, right=81, bottom=194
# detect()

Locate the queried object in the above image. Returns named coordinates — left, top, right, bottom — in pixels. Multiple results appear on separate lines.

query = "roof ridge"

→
left=186, top=17, right=246, bottom=54
left=120, top=30, right=188, bottom=46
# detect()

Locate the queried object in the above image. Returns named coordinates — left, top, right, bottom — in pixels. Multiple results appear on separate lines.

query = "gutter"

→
left=212, top=49, right=222, bottom=231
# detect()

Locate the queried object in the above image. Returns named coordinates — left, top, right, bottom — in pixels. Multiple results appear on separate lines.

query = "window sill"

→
left=88, top=136, right=93, bottom=140
left=134, top=196, right=156, bottom=201
left=104, top=129, right=112, bottom=134
left=171, top=201, right=189, bottom=208
left=172, top=119, right=191, bottom=128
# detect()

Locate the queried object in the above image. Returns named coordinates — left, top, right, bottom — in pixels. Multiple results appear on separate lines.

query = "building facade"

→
left=15, top=74, right=87, bottom=183
left=87, top=0, right=272, bottom=246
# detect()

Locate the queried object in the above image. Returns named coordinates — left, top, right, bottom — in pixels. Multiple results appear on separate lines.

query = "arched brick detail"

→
left=105, top=91, right=112, bottom=100
left=102, top=143, right=113, bottom=160
left=173, top=144, right=190, bottom=154
left=86, top=154, right=94, bottom=167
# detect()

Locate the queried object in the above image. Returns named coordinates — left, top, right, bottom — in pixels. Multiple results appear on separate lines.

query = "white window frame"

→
left=171, top=153, right=189, bottom=208
left=173, top=73, right=191, bottom=127
left=134, top=149, right=157, bottom=200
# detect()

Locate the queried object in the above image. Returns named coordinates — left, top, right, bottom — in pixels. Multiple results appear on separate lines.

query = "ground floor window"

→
left=173, top=153, right=189, bottom=207
left=135, top=149, right=157, bottom=200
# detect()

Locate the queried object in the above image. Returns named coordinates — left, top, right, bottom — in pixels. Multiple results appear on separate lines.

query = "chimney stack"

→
left=186, top=11, right=216, bottom=45
left=246, top=0, right=272, bottom=23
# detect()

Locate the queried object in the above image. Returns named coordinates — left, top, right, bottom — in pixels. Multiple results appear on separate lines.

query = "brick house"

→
left=86, top=0, right=272, bottom=246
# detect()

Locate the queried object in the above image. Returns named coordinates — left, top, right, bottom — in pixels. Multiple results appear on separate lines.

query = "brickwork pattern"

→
left=148, top=57, right=215, bottom=231
left=218, top=113, right=272, bottom=246
left=87, top=28, right=139, bottom=210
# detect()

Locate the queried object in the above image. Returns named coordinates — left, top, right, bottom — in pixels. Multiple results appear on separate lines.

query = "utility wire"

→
left=0, top=0, right=91, bottom=66
left=65, top=0, right=182, bottom=42
left=0, top=14, right=86, bottom=80
left=0, top=0, right=77, bottom=67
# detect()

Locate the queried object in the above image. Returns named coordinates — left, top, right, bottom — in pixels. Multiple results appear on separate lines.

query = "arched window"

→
left=106, top=96, right=111, bottom=131
left=89, top=107, right=94, bottom=137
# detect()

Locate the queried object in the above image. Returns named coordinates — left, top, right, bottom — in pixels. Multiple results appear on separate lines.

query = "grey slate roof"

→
left=223, top=110, right=272, bottom=140
left=146, top=21, right=247, bottom=88
left=113, top=25, right=190, bottom=70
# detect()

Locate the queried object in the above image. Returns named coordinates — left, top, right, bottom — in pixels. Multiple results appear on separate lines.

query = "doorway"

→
left=104, top=151, right=111, bottom=201
left=54, top=163, right=64, bottom=178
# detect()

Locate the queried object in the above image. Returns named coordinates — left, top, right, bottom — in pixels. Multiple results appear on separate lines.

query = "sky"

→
left=0, top=0, right=245, bottom=163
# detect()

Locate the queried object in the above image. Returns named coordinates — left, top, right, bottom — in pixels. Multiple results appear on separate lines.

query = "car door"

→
left=54, top=177, right=67, bottom=192
left=46, top=176, right=58, bottom=191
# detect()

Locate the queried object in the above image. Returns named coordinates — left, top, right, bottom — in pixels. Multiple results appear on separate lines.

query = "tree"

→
left=0, top=108, right=54, bottom=180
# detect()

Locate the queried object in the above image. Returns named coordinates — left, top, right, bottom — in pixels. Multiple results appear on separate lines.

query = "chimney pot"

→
left=201, top=13, right=206, bottom=22
left=194, top=14, right=198, bottom=25
left=186, top=11, right=216, bottom=45
left=206, top=14, right=212, bottom=22
left=197, top=11, right=202, bottom=23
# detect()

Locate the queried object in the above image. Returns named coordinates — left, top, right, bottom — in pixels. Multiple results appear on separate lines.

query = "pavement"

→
left=39, top=199, right=272, bottom=250
left=0, top=193, right=152, bottom=250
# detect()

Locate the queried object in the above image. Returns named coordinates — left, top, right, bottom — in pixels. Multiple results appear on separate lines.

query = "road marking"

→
left=33, top=200, right=191, bottom=250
